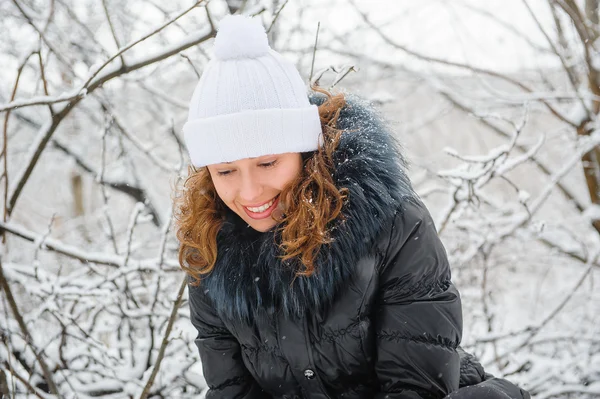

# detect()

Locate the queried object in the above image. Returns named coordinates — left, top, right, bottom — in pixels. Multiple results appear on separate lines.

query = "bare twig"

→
left=51, top=138, right=162, bottom=227
left=123, top=203, right=144, bottom=268
left=1, top=362, right=46, bottom=399
left=36, top=50, right=51, bottom=100
left=0, top=219, right=180, bottom=271
left=308, top=21, right=320, bottom=85
left=10, top=0, right=75, bottom=74
left=488, top=250, right=598, bottom=365
left=436, top=187, right=461, bottom=235
left=522, top=0, right=592, bottom=121
left=101, top=0, right=125, bottom=66
left=0, top=258, right=62, bottom=397
left=349, top=0, right=577, bottom=127
left=4, top=11, right=215, bottom=217
left=54, top=0, right=111, bottom=58
left=107, top=105, right=180, bottom=173
left=0, top=0, right=213, bottom=112
left=179, top=54, right=201, bottom=79
left=329, top=65, right=357, bottom=89
left=2, top=50, right=35, bottom=240
left=99, top=121, right=119, bottom=254
left=432, top=81, right=587, bottom=213
left=267, top=0, right=289, bottom=34
left=80, top=0, right=207, bottom=93
left=451, top=0, right=553, bottom=54
left=139, top=276, right=187, bottom=399
left=481, top=250, right=505, bottom=370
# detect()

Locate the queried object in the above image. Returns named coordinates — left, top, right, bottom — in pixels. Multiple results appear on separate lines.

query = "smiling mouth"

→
left=241, top=195, right=281, bottom=221
left=244, top=195, right=279, bottom=213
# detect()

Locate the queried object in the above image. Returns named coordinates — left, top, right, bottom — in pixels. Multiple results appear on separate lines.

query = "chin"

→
left=247, top=219, right=277, bottom=232
left=238, top=206, right=283, bottom=233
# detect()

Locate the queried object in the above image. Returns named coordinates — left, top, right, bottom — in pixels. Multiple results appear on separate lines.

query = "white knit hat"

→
left=182, top=15, right=322, bottom=167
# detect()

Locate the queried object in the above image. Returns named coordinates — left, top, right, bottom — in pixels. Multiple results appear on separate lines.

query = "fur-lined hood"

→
left=199, top=94, right=417, bottom=322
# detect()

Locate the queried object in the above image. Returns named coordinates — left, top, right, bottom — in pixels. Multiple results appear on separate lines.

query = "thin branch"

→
left=432, top=80, right=587, bottom=213
left=0, top=258, right=62, bottom=397
left=50, top=138, right=162, bottom=227
left=1, top=288, right=16, bottom=399
left=1, top=362, right=46, bottom=399
left=80, top=0, right=207, bottom=93
left=451, top=0, right=554, bottom=54
left=558, top=0, right=592, bottom=42
left=308, top=21, right=320, bottom=85
left=0, top=0, right=213, bottom=112
left=0, top=220, right=180, bottom=271
left=488, top=250, right=598, bottom=364
left=101, top=0, right=125, bottom=66
left=123, top=203, right=144, bottom=268
left=138, top=277, right=187, bottom=399
left=348, top=0, right=577, bottom=128
left=36, top=49, right=51, bottom=100
left=10, top=0, right=75, bottom=74
left=2, top=55, right=29, bottom=242
left=329, top=65, right=357, bottom=89
left=99, top=121, right=119, bottom=255
left=437, top=186, right=462, bottom=235
left=33, top=214, right=56, bottom=262
left=54, top=0, right=111, bottom=58
left=549, top=1, right=572, bottom=59
left=108, top=105, right=180, bottom=173
left=178, top=54, right=201, bottom=79
left=5, top=16, right=215, bottom=217
left=522, top=0, right=592, bottom=120
left=267, top=0, right=289, bottom=34
left=480, top=250, right=504, bottom=370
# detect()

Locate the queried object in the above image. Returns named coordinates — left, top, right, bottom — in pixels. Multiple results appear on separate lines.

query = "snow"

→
left=583, top=204, right=600, bottom=222
left=518, top=190, right=530, bottom=203
left=2, top=1, right=600, bottom=397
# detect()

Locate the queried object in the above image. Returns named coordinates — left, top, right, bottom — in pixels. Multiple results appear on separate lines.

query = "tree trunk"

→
left=580, top=0, right=600, bottom=233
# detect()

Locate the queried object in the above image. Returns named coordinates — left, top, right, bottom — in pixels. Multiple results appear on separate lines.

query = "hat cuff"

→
left=183, top=105, right=322, bottom=167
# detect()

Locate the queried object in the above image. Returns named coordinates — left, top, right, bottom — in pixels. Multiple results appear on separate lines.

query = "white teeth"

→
left=246, top=197, right=276, bottom=213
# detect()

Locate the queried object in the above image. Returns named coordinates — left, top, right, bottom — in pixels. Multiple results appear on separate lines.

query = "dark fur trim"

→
left=200, top=94, right=418, bottom=322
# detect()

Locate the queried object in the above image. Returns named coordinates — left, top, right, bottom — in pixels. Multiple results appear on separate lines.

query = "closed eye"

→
left=216, top=160, right=277, bottom=176
left=260, top=160, right=277, bottom=168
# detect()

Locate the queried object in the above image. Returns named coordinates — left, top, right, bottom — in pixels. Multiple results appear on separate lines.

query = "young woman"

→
left=174, top=15, right=529, bottom=399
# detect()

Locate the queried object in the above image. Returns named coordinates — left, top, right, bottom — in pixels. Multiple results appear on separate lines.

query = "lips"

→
left=242, top=195, right=280, bottom=220
left=245, top=196, right=277, bottom=213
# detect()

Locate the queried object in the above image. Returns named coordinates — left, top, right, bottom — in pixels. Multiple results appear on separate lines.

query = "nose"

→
left=238, top=173, right=264, bottom=204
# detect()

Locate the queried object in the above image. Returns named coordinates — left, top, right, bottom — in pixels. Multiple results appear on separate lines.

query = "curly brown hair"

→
left=173, top=87, right=348, bottom=285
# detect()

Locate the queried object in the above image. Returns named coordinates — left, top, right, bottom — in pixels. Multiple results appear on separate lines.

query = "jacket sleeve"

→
left=373, top=198, right=463, bottom=399
left=188, top=282, right=268, bottom=399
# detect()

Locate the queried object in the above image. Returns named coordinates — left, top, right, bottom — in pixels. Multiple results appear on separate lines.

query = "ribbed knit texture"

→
left=183, top=15, right=322, bottom=167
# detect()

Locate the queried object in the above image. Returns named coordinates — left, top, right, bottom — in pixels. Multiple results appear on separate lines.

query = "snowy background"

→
left=1, top=0, right=599, bottom=398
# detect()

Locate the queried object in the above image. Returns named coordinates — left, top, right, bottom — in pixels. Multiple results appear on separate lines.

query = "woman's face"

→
left=207, top=152, right=303, bottom=232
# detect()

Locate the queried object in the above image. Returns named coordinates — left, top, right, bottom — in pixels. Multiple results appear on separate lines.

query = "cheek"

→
left=212, top=180, right=234, bottom=203
left=277, top=161, right=302, bottom=187
left=271, top=169, right=299, bottom=190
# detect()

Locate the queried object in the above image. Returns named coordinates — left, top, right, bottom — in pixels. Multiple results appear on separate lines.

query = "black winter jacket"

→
left=187, top=95, right=529, bottom=399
